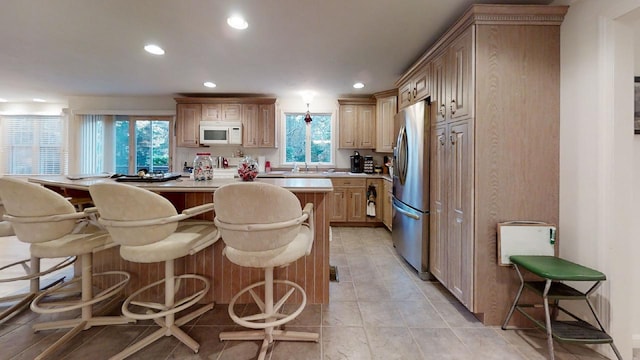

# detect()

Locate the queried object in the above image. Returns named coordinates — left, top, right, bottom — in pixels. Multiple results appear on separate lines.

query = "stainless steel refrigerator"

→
left=392, top=100, right=430, bottom=280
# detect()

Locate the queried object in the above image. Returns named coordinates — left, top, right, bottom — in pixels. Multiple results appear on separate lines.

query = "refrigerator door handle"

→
left=393, top=199, right=420, bottom=220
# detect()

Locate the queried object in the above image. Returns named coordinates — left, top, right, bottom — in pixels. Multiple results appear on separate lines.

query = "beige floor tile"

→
left=168, top=325, right=233, bottom=359
left=410, top=327, right=473, bottom=360
left=282, top=303, right=322, bottom=327
left=354, top=280, right=391, bottom=301
left=358, top=301, right=404, bottom=328
left=396, top=300, right=448, bottom=328
left=322, top=301, right=362, bottom=326
left=323, top=326, right=371, bottom=360
left=329, top=281, right=357, bottom=302
left=364, top=326, right=423, bottom=360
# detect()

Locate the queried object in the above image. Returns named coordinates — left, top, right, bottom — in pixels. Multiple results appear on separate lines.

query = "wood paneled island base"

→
left=28, top=176, right=332, bottom=305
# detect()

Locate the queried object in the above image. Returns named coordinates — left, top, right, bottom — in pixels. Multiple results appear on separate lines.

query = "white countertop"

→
left=27, top=175, right=334, bottom=193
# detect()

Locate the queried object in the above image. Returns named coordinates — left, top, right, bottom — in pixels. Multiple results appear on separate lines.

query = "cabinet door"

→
left=222, top=104, right=242, bottom=122
left=383, top=179, right=393, bottom=230
left=339, top=105, right=357, bottom=149
left=448, top=27, right=474, bottom=121
left=430, top=125, right=447, bottom=283
left=176, top=103, right=201, bottom=147
left=330, top=188, right=347, bottom=222
left=202, top=104, right=221, bottom=121
left=413, top=64, right=430, bottom=101
left=347, top=188, right=366, bottom=222
left=357, top=105, right=376, bottom=149
left=376, top=95, right=397, bottom=153
left=242, top=104, right=259, bottom=147
left=398, top=82, right=413, bottom=110
left=432, top=50, right=447, bottom=124
left=258, top=104, right=275, bottom=147
left=447, top=120, right=473, bottom=308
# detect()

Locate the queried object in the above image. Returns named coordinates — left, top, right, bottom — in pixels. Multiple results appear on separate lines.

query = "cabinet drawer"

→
left=331, top=178, right=366, bottom=187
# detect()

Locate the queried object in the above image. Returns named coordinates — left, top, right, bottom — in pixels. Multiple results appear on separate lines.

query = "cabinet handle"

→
left=413, top=87, right=417, bottom=99
left=439, top=104, right=446, bottom=117
left=450, top=130, right=457, bottom=145
left=439, top=136, right=445, bottom=146
left=450, top=99, right=457, bottom=115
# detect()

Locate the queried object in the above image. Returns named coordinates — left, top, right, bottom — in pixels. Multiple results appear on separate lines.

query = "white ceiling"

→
left=0, top=0, right=553, bottom=104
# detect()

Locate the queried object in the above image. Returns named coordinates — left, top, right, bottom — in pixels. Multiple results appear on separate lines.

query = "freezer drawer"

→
left=392, top=197, right=430, bottom=280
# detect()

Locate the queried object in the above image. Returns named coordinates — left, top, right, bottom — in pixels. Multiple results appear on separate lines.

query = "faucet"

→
left=292, top=163, right=299, bottom=173
left=305, top=162, right=309, bottom=172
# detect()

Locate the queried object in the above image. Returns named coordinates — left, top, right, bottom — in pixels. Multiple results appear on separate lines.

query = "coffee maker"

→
left=350, top=151, right=363, bottom=173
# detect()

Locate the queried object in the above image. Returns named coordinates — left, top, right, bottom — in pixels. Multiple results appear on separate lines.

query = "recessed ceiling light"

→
left=0, top=98, right=7, bottom=102
left=227, top=15, right=248, bottom=30
left=144, top=44, right=165, bottom=55
left=204, top=82, right=217, bottom=88
left=353, top=82, right=365, bottom=89
left=33, top=98, right=46, bottom=102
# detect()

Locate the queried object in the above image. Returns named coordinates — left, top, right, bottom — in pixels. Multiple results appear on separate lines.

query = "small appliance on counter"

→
left=363, top=155, right=374, bottom=174
left=350, top=151, right=363, bottom=173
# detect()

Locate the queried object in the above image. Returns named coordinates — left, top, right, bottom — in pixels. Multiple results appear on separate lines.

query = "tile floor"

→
left=0, top=227, right=620, bottom=359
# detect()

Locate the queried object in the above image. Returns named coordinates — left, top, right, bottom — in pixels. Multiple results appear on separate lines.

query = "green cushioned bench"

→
left=502, top=255, right=621, bottom=360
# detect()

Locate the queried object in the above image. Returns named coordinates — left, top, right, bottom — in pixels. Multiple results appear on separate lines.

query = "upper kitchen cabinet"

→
left=175, top=97, right=276, bottom=148
left=396, top=4, right=567, bottom=326
left=176, top=103, right=201, bottom=147
left=202, top=104, right=242, bottom=122
left=397, top=62, right=430, bottom=110
left=242, top=103, right=276, bottom=148
left=374, top=90, right=398, bottom=153
left=338, top=98, right=376, bottom=149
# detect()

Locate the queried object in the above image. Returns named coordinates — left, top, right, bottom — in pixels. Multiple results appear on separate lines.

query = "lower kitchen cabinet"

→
left=382, top=177, right=392, bottom=230
left=330, top=178, right=371, bottom=223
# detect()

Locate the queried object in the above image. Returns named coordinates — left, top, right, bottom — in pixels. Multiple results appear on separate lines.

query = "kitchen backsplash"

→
left=175, top=145, right=388, bottom=172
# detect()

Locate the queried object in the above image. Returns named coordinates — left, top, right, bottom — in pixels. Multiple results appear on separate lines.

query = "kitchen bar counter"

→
left=28, top=175, right=333, bottom=193
left=26, top=175, right=332, bottom=304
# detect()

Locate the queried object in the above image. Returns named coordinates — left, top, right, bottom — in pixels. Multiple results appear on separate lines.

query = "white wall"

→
left=553, top=0, right=640, bottom=357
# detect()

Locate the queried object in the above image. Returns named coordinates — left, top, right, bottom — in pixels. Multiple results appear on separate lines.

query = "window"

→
left=1, top=115, right=63, bottom=175
left=80, top=115, right=171, bottom=174
left=283, top=113, right=332, bottom=165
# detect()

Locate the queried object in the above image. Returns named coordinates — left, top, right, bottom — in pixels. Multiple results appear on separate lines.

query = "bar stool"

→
left=89, top=182, right=220, bottom=359
left=0, top=178, right=132, bottom=360
left=213, top=182, right=318, bottom=360
left=0, top=198, right=75, bottom=324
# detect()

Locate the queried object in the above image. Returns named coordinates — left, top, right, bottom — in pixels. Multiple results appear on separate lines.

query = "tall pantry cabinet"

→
left=397, top=5, right=567, bottom=325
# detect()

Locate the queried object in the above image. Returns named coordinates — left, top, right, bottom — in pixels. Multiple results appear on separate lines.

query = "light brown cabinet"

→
left=176, top=103, right=201, bottom=147
left=432, top=119, right=473, bottom=306
left=397, top=63, right=430, bottom=110
left=374, top=90, right=397, bottom=153
left=175, top=97, right=276, bottom=148
left=338, top=99, right=376, bottom=149
left=242, top=103, right=275, bottom=148
left=330, top=178, right=371, bottom=223
left=382, top=178, right=393, bottom=230
left=396, top=5, right=567, bottom=325
left=201, top=104, right=242, bottom=122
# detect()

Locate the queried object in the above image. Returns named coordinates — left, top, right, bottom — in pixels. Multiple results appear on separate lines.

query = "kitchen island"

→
left=27, top=176, right=333, bottom=304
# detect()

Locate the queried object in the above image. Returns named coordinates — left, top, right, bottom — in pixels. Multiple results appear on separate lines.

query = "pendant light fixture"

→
left=304, top=103, right=312, bottom=124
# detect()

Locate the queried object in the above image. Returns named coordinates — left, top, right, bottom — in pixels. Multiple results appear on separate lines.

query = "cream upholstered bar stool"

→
left=0, top=177, right=132, bottom=360
left=0, top=198, right=76, bottom=324
left=213, top=182, right=318, bottom=360
left=89, top=182, right=220, bottom=359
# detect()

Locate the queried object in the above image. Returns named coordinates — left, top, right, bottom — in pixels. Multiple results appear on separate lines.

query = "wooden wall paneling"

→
left=473, top=24, right=560, bottom=325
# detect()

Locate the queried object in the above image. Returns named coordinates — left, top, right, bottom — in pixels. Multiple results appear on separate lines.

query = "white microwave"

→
left=199, top=122, right=242, bottom=145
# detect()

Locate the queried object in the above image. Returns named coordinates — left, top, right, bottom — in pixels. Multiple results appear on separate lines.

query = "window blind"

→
left=0, top=115, right=63, bottom=175
left=80, top=115, right=105, bottom=174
